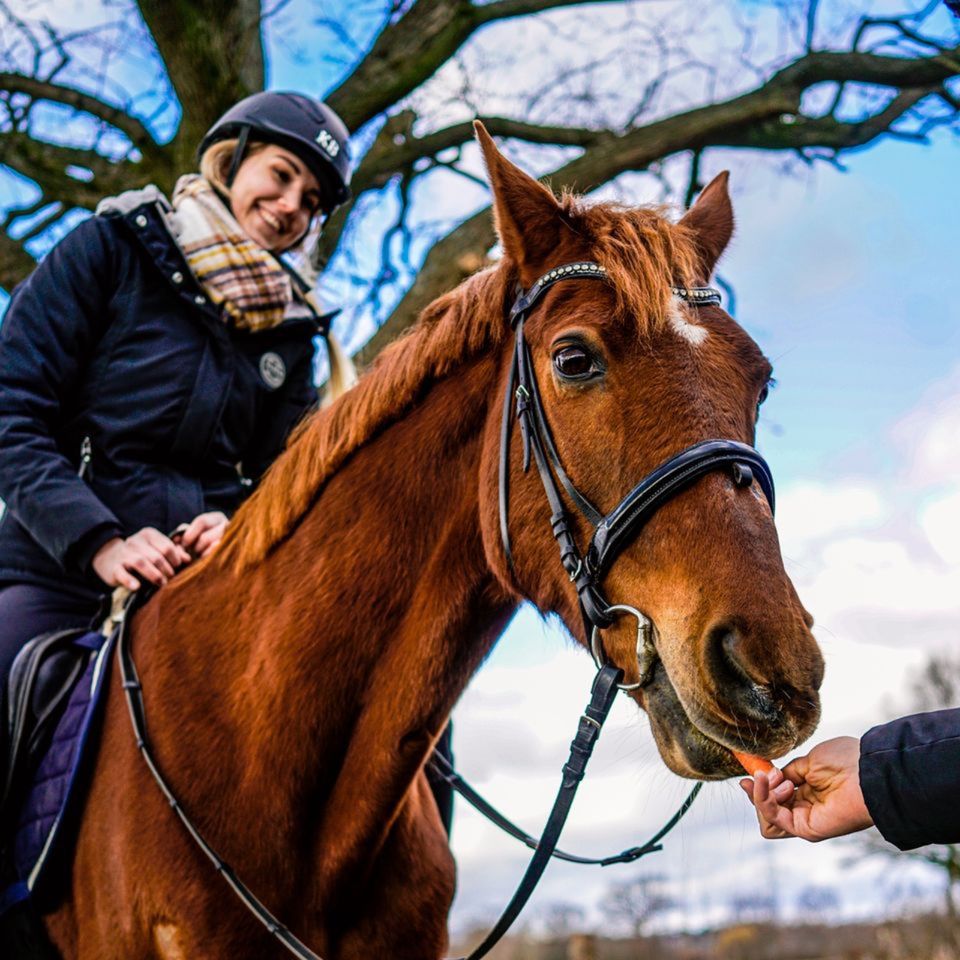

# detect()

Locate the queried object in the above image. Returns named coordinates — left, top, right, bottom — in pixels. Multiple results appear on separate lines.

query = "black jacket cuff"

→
left=860, top=708, right=960, bottom=850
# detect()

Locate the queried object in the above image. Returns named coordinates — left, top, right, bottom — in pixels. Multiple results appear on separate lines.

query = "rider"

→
left=0, top=90, right=353, bottom=690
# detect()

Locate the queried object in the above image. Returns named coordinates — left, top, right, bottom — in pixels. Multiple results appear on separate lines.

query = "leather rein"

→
left=117, top=260, right=775, bottom=960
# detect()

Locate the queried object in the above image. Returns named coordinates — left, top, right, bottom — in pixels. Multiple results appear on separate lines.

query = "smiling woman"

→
left=0, top=90, right=356, bottom=814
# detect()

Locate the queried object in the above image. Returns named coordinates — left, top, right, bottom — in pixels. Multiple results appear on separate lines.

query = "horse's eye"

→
left=553, top=345, right=597, bottom=380
left=757, top=378, right=775, bottom=410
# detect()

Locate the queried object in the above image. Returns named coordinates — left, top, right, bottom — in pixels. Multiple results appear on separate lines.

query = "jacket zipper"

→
left=78, top=436, right=92, bottom=480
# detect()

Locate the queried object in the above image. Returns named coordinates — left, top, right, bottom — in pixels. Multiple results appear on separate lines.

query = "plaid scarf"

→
left=171, top=175, right=314, bottom=332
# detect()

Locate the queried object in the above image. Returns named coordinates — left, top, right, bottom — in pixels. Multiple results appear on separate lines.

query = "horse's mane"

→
left=214, top=196, right=700, bottom=571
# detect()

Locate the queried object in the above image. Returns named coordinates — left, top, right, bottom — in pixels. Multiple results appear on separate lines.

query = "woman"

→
left=0, top=90, right=355, bottom=685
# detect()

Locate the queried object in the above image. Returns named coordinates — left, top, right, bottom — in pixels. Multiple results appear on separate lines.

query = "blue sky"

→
left=2, top=0, right=960, bottom=937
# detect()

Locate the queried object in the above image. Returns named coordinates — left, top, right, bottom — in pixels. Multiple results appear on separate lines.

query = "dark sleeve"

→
left=0, top=217, right=124, bottom=570
left=242, top=336, right=319, bottom=484
left=859, top=708, right=960, bottom=850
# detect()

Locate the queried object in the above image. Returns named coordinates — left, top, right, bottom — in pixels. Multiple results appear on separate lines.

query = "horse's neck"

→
left=142, top=353, right=515, bottom=890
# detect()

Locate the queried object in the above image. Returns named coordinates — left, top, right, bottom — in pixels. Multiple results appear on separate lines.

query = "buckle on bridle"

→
left=589, top=603, right=656, bottom=692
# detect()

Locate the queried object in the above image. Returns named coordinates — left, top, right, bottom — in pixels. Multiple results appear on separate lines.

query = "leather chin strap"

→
left=498, top=261, right=776, bottom=635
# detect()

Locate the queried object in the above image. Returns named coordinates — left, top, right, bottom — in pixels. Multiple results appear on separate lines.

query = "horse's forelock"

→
left=559, top=195, right=701, bottom=336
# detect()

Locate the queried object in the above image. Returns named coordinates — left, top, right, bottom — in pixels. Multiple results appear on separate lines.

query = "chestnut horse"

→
left=43, top=125, right=823, bottom=959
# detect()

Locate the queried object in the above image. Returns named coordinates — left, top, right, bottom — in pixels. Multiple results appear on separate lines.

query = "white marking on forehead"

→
left=668, top=298, right=709, bottom=346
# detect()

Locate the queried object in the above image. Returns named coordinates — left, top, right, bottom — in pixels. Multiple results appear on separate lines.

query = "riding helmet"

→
left=199, top=91, right=352, bottom=214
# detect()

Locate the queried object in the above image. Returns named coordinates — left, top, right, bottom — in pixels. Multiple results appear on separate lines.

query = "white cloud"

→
left=893, top=362, right=960, bottom=484
left=776, top=481, right=887, bottom=553
left=920, top=489, right=960, bottom=566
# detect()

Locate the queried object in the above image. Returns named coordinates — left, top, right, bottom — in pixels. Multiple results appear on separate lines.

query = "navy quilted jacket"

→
left=0, top=193, right=320, bottom=601
left=860, top=708, right=960, bottom=849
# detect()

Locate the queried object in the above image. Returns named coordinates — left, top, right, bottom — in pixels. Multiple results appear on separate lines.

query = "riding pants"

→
left=0, top=584, right=102, bottom=695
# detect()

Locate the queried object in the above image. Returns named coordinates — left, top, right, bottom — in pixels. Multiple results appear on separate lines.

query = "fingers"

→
left=113, top=564, right=141, bottom=592
left=179, top=512, right=228, bottom=557
left=740, top=772, right=800, bottom=840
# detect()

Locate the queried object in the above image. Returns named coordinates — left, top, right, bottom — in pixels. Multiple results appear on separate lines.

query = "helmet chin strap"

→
left=225, top=125, right=251, bottom=188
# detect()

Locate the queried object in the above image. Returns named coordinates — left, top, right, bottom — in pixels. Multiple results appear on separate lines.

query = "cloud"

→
left=893, top=362, right=960, bottom=484
left=776, top=481, right=887, bottom=553
left=921, top=489, right=960, bottom=565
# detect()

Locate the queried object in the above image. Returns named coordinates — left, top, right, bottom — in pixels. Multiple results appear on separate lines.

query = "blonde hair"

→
left=199, top=138, right=268, bottom=196
left=199, top=138, right=357, bottom=407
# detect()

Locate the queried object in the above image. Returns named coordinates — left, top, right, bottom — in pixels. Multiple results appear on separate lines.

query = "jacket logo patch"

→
left=259, top=352, right=286, bottom=390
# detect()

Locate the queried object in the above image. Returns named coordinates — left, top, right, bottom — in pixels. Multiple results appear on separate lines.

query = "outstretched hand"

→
left=739, top=736, right=874, bottom=841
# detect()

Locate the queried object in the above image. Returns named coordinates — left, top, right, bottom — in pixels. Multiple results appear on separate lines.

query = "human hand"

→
left=92, top=527, right=192, bottom=590
left=739, top=736, right=874, bottom=841
left=177, top=511, right=229, bottom=559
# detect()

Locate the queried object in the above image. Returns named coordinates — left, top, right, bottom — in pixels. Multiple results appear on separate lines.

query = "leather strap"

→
left=427, top=751, right=701, bottom=867
left=453, top=664, right=623, bottom=960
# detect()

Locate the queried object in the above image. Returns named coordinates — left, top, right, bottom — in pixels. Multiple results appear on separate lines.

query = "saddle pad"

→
left=0, top=630, right=114, bottom=916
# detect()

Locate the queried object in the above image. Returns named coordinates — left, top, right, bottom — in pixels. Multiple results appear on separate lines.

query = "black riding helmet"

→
left=199, top=91, right=352, bottom=215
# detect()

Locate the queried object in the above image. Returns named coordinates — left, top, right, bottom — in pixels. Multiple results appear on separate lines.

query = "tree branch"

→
left=0, top=227, right=39, bottom=289
left=327, top=0, right=634, bottom=131
left=0, top=72, right=159, bottom=155
left=352, top=110, right=604, bottom=196
left=361, top=40, right=960, bottom=358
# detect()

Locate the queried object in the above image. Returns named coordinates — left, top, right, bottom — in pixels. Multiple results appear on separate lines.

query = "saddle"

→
left=1, top=627, right=94, bottom=824
left=0, top=625, right=112, bottom=923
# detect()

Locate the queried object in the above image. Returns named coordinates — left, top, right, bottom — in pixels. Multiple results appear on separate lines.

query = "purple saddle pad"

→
left=1, top=629, right=114, bottom=916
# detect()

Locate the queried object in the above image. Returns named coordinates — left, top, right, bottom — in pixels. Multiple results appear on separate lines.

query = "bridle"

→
left=499, top=260, right=775, bottom=646
left=117, top=260, right=776, bottom=960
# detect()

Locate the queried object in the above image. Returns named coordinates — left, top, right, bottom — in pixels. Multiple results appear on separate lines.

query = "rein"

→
left=117, top=259, right=775, bottom=960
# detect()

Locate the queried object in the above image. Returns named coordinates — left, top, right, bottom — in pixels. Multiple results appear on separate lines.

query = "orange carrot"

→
left=732, top=751, right=776, bottom=777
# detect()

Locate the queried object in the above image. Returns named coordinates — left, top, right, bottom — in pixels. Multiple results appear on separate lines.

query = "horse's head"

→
left=476, top=124, right=822, bottom=780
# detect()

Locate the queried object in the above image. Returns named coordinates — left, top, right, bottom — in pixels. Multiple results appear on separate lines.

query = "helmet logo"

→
left=315, top=129, right=340, bottom=158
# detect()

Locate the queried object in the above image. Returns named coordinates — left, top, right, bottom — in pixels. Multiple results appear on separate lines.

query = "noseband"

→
left=498, top=260, right=775, bottom=661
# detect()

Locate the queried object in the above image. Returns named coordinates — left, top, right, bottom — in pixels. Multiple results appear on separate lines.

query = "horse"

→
left=40, top=123, right=823, bottom=959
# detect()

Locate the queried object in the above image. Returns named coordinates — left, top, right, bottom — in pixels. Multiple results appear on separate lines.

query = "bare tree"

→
left=795, top=883, right=841, bottom=921
left=598, top=872, right=675, bottom=937
left=539, top=901, right=587, bottom=939
left=1, top=0, right=959, bottom=362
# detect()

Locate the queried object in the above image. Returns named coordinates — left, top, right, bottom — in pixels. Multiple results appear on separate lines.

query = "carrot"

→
left=732, top=750, right=776, bottom=777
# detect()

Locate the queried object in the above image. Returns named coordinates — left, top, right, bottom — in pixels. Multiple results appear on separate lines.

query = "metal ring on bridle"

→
left=590, top=603, right=655, bottom=691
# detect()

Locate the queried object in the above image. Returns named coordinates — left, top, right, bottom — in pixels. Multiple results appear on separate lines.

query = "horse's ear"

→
left=680, top=171, right=734, bottom=280
left=474, top=120, right=563, bottom=269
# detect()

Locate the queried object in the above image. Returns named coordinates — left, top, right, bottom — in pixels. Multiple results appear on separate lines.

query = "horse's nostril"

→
left=707, top=624, right=780, bottom=722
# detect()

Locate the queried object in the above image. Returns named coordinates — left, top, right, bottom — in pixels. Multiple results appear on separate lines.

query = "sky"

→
left=2, top=0, right=960, bottom=943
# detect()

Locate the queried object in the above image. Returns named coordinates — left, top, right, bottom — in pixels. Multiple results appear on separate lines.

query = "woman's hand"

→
left=92, top=527, right=192, bottom=590
left=178, top=511, right=229, bottom=559
left=739, top=736, right=874, bottom=841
